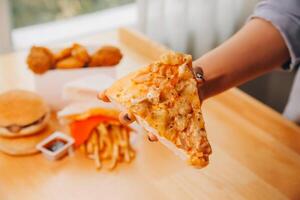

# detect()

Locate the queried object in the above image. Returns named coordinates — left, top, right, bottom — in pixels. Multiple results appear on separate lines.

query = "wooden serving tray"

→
left=0, top=28, right=299, bottom=200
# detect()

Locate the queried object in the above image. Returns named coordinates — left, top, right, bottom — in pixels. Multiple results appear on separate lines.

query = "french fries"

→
left=82, top=122, right=135, bottom=170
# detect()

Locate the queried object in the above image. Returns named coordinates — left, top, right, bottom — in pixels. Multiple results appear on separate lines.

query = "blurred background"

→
left=0, top=0, right=297, bottom=113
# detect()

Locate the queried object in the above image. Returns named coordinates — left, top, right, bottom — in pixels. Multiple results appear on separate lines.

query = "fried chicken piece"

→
left=56, top=57, right=85, bottom=69
left=88, top=46, right=122, bottom=67
left=71, top=43, right=90, bottom=64
left=27, top=46, right=54, bottom=74
left=54, top=44, right=90, bottom=63
left=54, top=47, right=72, bottom=62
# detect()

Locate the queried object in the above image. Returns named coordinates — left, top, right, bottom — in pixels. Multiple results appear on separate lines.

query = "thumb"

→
left=147, top=132, right=158, bottom=142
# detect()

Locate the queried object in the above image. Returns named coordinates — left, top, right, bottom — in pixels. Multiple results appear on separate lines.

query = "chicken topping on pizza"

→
left=116, top=52, right=211, bottom=167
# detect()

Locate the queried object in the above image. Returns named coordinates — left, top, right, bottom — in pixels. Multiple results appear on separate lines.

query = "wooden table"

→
left=0, top=28, right=299, bottom=200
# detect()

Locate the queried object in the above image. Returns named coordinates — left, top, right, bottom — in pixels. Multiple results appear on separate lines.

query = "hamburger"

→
left=0, top=90, right=52, bottom=155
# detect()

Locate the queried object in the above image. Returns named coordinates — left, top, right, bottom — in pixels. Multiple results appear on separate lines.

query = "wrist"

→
left=192, top=61, right=207, bottom=101
left=193, top=54, right=225, bottom=100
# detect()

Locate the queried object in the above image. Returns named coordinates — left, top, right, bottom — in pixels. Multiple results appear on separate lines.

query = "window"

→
left=2, top=0, right=137, bottom=50
left=10, top=0, right=135, bottom=28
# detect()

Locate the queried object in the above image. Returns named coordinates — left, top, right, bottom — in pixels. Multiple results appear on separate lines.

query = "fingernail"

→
left=98, top=90, right=110, bottom=102
left=124, top=113, right=131, bottom=122
left=148, top=135, right=154, bottom=142
left=148, top=135, right=158, bottom=142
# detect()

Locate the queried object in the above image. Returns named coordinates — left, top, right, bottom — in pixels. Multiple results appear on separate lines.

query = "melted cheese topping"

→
left=118, top=52, right=211, bottom=167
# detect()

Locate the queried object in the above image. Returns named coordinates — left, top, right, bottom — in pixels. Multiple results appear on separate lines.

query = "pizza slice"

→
left=105, top=52, right=212, bottom=168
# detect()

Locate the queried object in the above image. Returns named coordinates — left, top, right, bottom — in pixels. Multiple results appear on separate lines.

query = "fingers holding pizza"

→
left=98, top=91, right=158, bottom=141
left=98, top=91, right=135, bottom=125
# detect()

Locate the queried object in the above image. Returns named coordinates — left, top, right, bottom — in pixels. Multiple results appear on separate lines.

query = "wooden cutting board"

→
left=0, top=28, right=299, bottom=200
